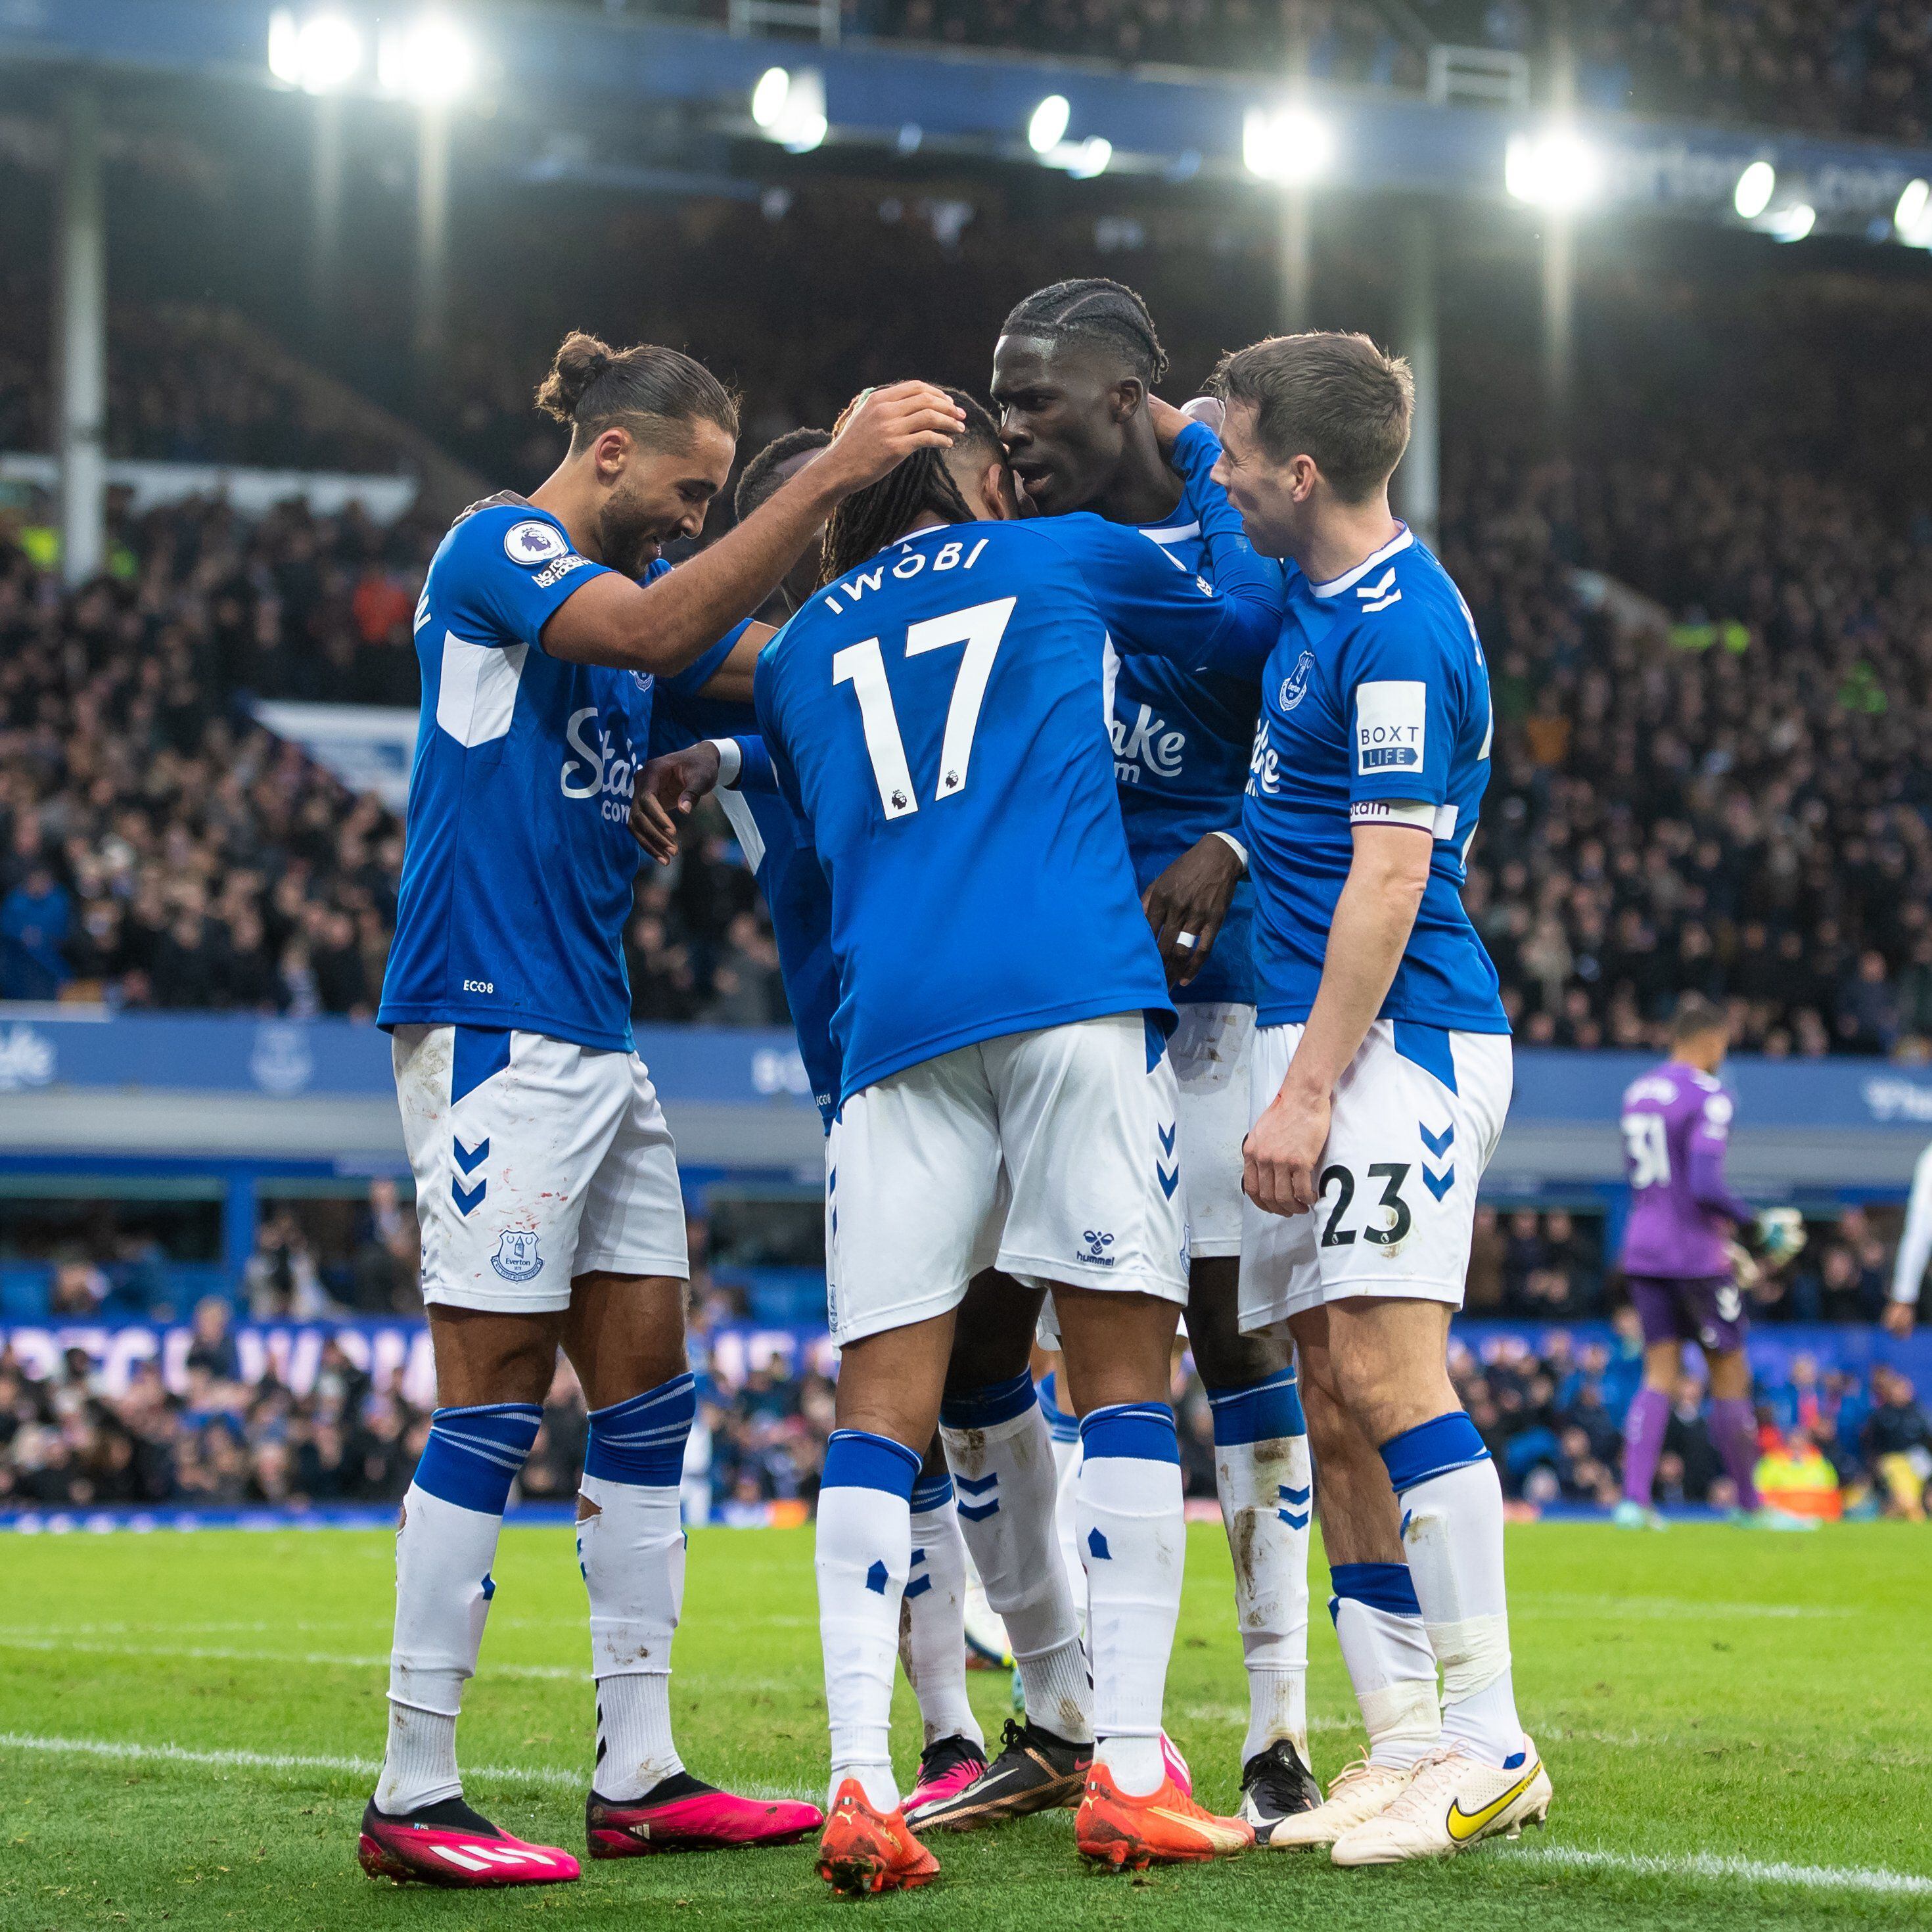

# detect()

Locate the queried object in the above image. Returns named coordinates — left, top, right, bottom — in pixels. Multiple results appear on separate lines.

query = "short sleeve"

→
left=661, top=617, right=753, bottom=703
left=1340, top=610, right=1458, bottom=808
left=439, top=509, right=612, bottom=652
left=751, top=631, right=805, bottom=819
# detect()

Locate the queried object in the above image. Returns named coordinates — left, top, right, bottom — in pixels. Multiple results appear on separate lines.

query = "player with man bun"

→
left=359, top=335, right=961, bottom=1887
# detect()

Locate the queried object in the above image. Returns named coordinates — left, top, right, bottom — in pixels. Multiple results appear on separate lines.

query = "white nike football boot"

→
left=1328, top=1739, right=1550, bottom=1866
left=1267, top=1751, right=1414, bottom=1849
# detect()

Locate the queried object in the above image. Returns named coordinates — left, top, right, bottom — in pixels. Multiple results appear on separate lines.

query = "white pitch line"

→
left=0, top=1732, right=817, bottom=1805
left=0, top=1634, right=582, bottom=1681
left=1511, top=1843, right=1932, bottom=1898
left=1515, top=1592, right=1852, bottom=1622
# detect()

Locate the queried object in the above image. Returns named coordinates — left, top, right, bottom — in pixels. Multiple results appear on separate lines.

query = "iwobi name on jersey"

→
left=1240, top=526, right=1507, bottom=1034
left=752, top=451, right=1282, bottom=1105
left=379, top=497, right=734, bottom=1053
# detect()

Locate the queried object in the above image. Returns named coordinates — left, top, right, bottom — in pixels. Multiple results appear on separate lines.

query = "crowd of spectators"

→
left=5, top=1260, right=1927, bottom=1519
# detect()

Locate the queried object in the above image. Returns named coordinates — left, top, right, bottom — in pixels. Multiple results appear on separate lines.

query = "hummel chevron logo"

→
left=1087, top=1528, right=1111, bottom=1561
left=955, top=1471, right=1000, bottom=1523
left=1422, top=1164, right=1456, bottom=1201
left=452, top=1175, right=486, bottom=1216
left=453, top=1136, right=490, bottom=1174
left=1278, top=1481, right=1311, bottom=1529
left=904, top=1573, right=932, bottom=1600
left=1419, top=1120, right=1454, bottom=1158
left=1157, top=1164, right=1180, bottom=1200
left=864, top=1560, right=889, bottom=1594
left=1158, top=1122, right=1177, bottom=1155
left=1278, top=1507, right=1311, bottom=1530
left=1278, top=1483, right=1311, bottom=1506
left=1356, top=567, right=1402, bottom=613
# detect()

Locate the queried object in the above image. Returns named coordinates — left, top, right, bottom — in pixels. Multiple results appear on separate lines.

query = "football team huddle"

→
left=357, top=277, right=1550, bottom=1897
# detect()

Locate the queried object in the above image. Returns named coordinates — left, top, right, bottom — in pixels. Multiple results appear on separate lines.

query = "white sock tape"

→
left=1426, top=1613, right=1512, bottom=1701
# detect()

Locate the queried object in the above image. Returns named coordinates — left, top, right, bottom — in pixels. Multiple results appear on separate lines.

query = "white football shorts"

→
left=1237, top=1018, right=1511, bottom=1333
left=1169, top=1000, right=1254, bottom=1261
left=394, top=1023, right=690, bottom=1315
left=825, top=1011, right=1189, bottom=1347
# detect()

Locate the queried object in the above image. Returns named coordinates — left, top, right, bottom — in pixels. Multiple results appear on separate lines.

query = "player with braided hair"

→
left=938, top=280, right=1325, bottom=1843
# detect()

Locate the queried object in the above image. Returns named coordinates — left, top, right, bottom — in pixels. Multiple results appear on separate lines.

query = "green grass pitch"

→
left=3, top=1521, right=1928, bottom=1931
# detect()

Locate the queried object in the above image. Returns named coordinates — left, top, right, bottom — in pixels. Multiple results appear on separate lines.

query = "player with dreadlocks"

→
left=896, top=281, right=1328, bottom=1845
left=630, top=421, right=999, bottom=1822
left=749, top=383, right=1285, bottom=1887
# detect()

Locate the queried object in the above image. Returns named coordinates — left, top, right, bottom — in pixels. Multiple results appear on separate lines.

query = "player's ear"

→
left=587, top=423, right=633, bottom=486
left=1111, top=377, right=1144, bottom=424
left=977, top=458, right=1018, bottom=521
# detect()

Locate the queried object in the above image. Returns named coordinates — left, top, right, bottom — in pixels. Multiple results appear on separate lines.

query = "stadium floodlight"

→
left=1504, top=127, right=1604, bottom=210
left=1242, top=104, right=1333, bottom=183
left=1763, top=202, right=1816, bottom=242
left=267, top=9, right=365, bottom=94
left=752, top=66, right=827, bottom=152
left=1028, top=95, right=1071, bottom=155
left=1732, top=160, right=1776, bottom=220
left=1897, top=178, right=1932, bottom=246
left=1067, top=136, right=1112, bottom=179
left=751, top=66, right=790, bottom=129
left=377, top=14, right=478, bottom=105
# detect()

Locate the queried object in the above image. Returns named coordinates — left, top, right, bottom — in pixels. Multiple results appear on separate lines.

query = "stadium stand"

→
left=6, top=1253, right=1927, bottom=1517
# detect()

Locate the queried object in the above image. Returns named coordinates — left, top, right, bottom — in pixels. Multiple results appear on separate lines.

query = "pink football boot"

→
left=586, top=1772, right=823, bottom=1856
left=358, top=1796, right=581, bottom=1888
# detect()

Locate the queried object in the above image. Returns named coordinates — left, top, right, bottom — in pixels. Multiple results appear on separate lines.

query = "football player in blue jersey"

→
left=635, top=433, right=996, bottom=1817
left=922, top=279, right=1316, bottom=1843
left=1200, top=333, right=1552, bottom=1862
left=754, top=389, right=1281, bottom=1890
left=361, top=334, right=963, bottom=1888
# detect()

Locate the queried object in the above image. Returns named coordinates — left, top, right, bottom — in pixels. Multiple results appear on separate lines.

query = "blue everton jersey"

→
left=380, top=497, right=727, bottom=1053
left=1103, top=511, right=1262, bottom=1007
left=754, top=505, right=1281, bottom=1101
left=647, top=687, right=842, bottom=1128
left=1243, top=527, right=1507, bottom=1033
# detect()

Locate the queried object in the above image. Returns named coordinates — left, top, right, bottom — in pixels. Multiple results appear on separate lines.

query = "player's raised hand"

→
left=1147, top=394, right=1222, bottom=455
left=819, top=381, right=966, bottom=494
left=1143, top=834, right=1243, bottom=987
left=1243, top=1082, right=1329, bottom=1218
left=629, top=740, right=723, bottom=864
left=1882, top=1300, right=1916, bottom=1340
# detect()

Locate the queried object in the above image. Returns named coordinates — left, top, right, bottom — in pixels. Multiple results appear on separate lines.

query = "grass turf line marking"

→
left=1511, top=1843, right=1932, bottom=1898
left=1515, top=1592, right=1852, bottom=1622
left=0, top=1633, right=582, bottom=1680
left=7, top=1734, right=1926, bottom=1898
left=0, top=1733, right=817, bottom=1804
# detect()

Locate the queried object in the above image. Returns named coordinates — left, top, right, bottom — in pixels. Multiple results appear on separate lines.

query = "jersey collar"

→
left=1307, top=524, right=1413, bottom=599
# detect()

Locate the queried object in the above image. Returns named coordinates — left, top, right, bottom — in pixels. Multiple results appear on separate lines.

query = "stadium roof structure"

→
left=7, top=0, right=1932, bottom=243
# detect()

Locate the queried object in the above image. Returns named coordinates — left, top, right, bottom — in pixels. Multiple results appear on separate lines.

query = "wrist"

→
left=1209, top=829, right=1248, bottom=873
left=706, top=737, right=741, bottom=787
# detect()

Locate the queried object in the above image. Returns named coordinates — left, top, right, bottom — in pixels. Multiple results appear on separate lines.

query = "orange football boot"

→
left=1076, top=1760, right=1255, bottom=1869
left=815, top=1778, right=941, bottom=1896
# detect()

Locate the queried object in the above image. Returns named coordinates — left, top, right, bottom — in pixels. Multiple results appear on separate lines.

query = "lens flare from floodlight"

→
left=1242, top=105, right=1334, bottom=184
left=752, top=66, right=789, bottom=129
left=783, top=111, right=828, bottom=154
left=1504, top=128, right=1603, bottom=210
left=379, top=14, right=478, bottom=104
left=1897, top=178, right=1932, bottom=244
left=1029, top=95, right=1070, bottom=154
left=1764, top=202, right=1815, bottom=242
left=1067, top=136, right=1112, bottom=179
left=1733, top=160, right=1776, bottom=220
left=268, top=9, right=362, bottom=92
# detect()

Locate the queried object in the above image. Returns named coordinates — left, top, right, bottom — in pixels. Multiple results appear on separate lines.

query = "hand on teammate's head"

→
left=821, top=381, right=967, bottom=492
